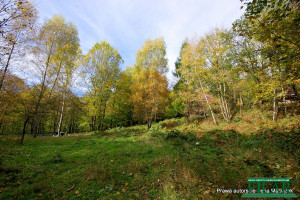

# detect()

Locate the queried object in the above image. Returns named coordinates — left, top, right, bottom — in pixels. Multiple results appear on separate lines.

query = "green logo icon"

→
left=242, top=178, right=298, bottom=198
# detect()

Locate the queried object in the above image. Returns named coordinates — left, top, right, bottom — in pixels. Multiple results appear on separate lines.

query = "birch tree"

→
left=55, top=24, right=80, bottom=136
left=131, top=38, right=169, bottom=128
left=0, top=0, right=37, bottom=91
left=181, top=35, right=219, bottom=124
left=31, top=15, right=80, bottom=137
left=83, top=41, right=122, bottom=131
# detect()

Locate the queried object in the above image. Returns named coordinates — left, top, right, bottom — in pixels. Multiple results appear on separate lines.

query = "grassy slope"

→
left=0, top=115, right=299, bottom=200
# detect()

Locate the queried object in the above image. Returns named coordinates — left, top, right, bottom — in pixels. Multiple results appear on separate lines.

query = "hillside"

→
left=1, top=115, right=299, bottom=199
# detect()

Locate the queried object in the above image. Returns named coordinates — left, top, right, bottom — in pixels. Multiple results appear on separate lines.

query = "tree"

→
left=105, top=70, right=133, bottom=128
left=30, top=15, right=80, bottom=137
left=0, top=70, right=37, bottom=144
left=235, top=0, right=300, bottom=120
left=131, top=38, right=169, bottom=128
left=64, top=93, right=87, bottom=133
left=0, top=0, right=37, bottom=91
left=181, top=31, right=230, bottom=124
left=135, top=37, right=168, bottom=73
left=83, top=41, right=123, bottom=131
left=53, top=23, right=80, bottom=137
left=167, top=41, right=188, bottom=118
left=18, top=85, right=35, bottom=144
left=173, top=40, right=188, bottom=91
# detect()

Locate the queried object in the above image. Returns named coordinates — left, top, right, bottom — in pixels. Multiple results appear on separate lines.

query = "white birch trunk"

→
left=273, top=89, right=278, bottom=121
left=199, top=80, right=218, bottom=125
left=57, top=93, right=66, bottom=136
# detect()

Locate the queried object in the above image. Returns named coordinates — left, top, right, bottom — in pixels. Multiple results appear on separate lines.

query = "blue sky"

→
left=34, top=0, right=244, bottom=87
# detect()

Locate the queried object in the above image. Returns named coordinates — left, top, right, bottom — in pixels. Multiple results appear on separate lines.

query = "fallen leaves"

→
left=67, top=184, right=76, bottom=192
left=254, top=148, right=262, bottom=153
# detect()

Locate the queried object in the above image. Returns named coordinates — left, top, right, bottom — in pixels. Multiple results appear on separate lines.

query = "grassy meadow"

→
left=1, top=115, right=299, bottom=200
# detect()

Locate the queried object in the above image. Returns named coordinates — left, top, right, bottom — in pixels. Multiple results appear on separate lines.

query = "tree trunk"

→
left=223, top=83, right=231, bottom=121
left=218, top=83, right=231, bottom=122
left=282, top=87, right=287, bottom=116
left=31, top=44, right=53, bottom=137
left=48, top=61, right=63, bottom=99
left=232, top=81, right=237, bottom=108
left=20, top=116, right=30, bottom=145
left=0, top=42, right=16, bottom=91
left=37, top=116, right=43, bottom=136
left=218, top=94, right=226, bottom=120
left=32, top=85, right=46, bottom=138
left=199, top=80, right=218, bottom=125
left=273, top=89, right=278, bottom=121
left=100, top=99, right=108, bottom=130
left=53, top=112, right=57, bottom=134
left=239, top=92, right=243, bottom=115
left=57, top=93, right=66, bottom=136
left=69, top=122, right=72, bottom=134
left=147, top=120, right=152, bottom=129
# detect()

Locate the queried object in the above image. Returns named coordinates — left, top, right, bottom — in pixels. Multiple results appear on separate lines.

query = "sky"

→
left=33, top=0, right=245, bottom=92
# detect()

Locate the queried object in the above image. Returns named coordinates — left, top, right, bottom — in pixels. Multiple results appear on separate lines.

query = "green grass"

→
left=0, top=121, right=299, bottom=199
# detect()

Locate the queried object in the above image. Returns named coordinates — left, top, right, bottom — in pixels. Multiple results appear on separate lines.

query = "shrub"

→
left=149, top=126, right=164, bottom=137
left=186, top=132, right=198, bottom=143
left=161, top=120, right=179, bottom=129
left=94, top=130, right=111, bottom=136
left=94, top=130, right=101, bottom=135
left=166, top=130, right=187, bottom=141
left=233, top=117, right=241, bottom=123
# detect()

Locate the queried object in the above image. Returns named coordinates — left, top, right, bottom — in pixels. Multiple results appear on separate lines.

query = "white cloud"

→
left=30, top=0, right=245, bottom=92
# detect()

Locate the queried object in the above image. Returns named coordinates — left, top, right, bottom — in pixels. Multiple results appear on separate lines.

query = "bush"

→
left=233, top=117, right=242, bottom=122
left=186, top=132, right=198, bottom=143
left=94, top=130, right=111, bottom=136
left=166, top=130, right=187, bottom=140
left=161, top=120, right=179, bottom=129
left=94, top=130, right=101, bottom=135
left=165, top=129, right=200, bottom=145
left=160, top=118, right=185, bottom=129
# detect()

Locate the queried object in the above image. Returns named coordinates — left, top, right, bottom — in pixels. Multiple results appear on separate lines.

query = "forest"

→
left=0, top=0, right=299, bottom=140
left=0, top=0, right=299, bottom=199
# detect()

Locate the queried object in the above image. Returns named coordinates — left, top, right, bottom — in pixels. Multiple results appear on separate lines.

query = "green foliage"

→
left=164, top=91, right=185, bottom=118
left=148, top=126, right=164, bottom=137
left=83, top=41, right=123, bottom=131
left=105, top=72, right=133, bottom=128
left=165, top=129, right=187, bottom=140
left=173, top=40, right=188, bottom=90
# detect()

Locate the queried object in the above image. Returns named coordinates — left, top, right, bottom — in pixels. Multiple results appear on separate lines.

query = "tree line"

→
left=0, top=0, right=299, bottom=143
